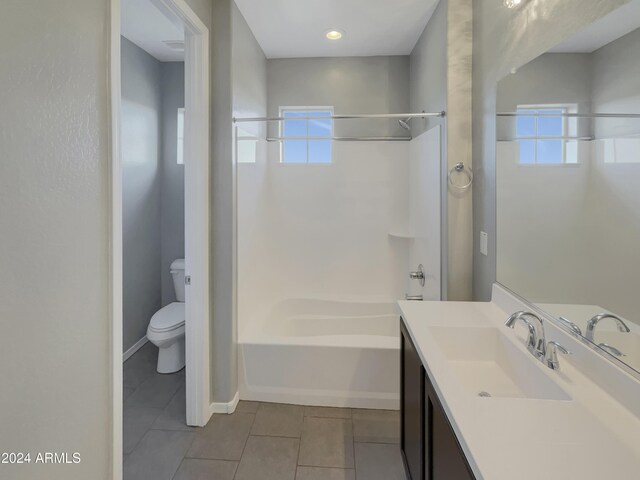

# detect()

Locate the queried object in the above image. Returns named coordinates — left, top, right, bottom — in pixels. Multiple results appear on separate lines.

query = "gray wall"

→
left=212, top=0, right=235, bottom=404
left=209, top=0, right=268, bottom=404
left=121, top=41, right=186, bottom=349
left=160, top=62, right=186, bottom=306
left=233, top=2, right=267, bottom=137
left=121, top=37, right=163, bottom=353
left=410, top=0, right=448, bottom=137
left=0, top=1, right=111, bottom=478
left=471, top=0, right=628, bottom=301
left=267, top=56, right=410, bottom=137
left=592, top=26, right=640, bottom=138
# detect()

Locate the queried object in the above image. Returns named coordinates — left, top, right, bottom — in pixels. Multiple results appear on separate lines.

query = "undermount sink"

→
left=429, top=326, right=571, bottom=401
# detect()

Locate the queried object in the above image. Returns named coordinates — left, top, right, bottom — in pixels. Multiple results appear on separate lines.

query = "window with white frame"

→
left=516, top=106, right=570, bottom=164
left=177, top=108, right=185, bottom=165
left=280, top=107, right=333, bottom=164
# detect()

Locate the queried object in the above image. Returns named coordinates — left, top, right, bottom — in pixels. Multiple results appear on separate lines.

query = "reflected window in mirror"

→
left=515, top=106, right=576, bottom=164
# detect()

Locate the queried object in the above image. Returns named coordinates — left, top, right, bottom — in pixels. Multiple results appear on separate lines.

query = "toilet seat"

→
left=148, top=302, right=185, bottom=333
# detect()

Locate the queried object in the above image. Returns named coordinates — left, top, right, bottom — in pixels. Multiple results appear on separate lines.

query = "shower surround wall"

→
left=238, top=56, right=411, bottom=334
left=238, top=54, right=443, bottom=407
left=121, top=37, right=185, bottom=353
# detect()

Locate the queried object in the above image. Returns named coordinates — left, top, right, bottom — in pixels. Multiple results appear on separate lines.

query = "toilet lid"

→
left=149, top=302, right=185, bottom=332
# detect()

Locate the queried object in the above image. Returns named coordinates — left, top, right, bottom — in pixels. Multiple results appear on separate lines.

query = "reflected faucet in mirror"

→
left=585, top=313, right=631, bottom=341
left=599, top=343, right=626, bottom=358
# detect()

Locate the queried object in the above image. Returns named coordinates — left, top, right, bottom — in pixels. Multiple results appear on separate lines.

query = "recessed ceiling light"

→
left=325, top=29, right=344, bottom=41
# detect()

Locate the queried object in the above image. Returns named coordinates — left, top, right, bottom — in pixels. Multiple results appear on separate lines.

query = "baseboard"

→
left=209, top=391, right=240, bottom=415
left=123, top=336, right=149, bottom=362
left=239, top=385, right=399, bottom=410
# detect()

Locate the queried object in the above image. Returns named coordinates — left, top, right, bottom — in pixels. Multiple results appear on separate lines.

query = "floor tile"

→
left=251, top=403, right=304, bottom=438
left=123, top=343, right=158, bottom=390
left=352, top=409, right=400, bottom=444
left=236, top=400, right=261, bottom=413
left=123, top=405, right=164, bottom=454
left=123, top=429, right=195, bottom=480
left=297, top=466, right=356, bottom=480
left=298, top=417, right=354, bottom=468
left=186, top=412, right=255, bottom=461
left=354, top=443, right=406, bottom=480
left=234, top=436, right=299, bottom=480
left=123, top=386, right=135, bottom=402
left=172, top=458, right=237, bottom=480
left=125, top=372, right=184, bottom=409
left=152, top=384, right=196, bottom=431
left=304, top=406, right=351, bottom=419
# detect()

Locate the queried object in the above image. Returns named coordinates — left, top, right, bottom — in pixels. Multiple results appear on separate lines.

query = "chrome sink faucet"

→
left=585, top=313, right=630, bottom=341
left=505, top=311, right=546, bottom=360
left=544, top=341, right=572, bottom=371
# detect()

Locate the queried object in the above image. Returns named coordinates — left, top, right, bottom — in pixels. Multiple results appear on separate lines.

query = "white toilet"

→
left=147, top=259, right=186, bottom=374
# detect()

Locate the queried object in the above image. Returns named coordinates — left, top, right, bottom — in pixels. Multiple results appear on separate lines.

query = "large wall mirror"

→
left=496, top=2, right=640, bottom=374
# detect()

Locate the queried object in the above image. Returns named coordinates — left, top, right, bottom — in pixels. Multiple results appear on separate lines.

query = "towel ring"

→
left=448, top=162, right=473, bottom=190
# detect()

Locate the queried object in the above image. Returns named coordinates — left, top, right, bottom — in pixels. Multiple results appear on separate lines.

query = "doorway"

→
left=110, top=0, right=210, bottom=477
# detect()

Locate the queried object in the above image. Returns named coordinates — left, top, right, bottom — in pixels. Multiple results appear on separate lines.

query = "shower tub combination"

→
left=239, top=299, right=401, bottom=410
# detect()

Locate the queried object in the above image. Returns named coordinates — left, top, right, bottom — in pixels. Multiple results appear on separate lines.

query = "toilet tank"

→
left=170, top=258, right=186, bottom=302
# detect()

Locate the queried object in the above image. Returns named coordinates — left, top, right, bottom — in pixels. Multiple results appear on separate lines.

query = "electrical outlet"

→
left=480, top=231, right=488, bottom=256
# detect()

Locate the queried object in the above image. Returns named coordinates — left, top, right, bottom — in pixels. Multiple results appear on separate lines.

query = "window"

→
left=177, top=108, right=185, bottom=165
left=280, top=107, right=333, bottom=164
left=516, top=106, right=567, bottom=164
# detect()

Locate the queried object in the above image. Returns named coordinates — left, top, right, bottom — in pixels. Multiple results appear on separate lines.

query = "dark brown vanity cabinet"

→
left=401, top=319, right=476, bottom=480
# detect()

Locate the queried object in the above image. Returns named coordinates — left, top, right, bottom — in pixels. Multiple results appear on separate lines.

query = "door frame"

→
left=109, top=0, right=211, bottom=477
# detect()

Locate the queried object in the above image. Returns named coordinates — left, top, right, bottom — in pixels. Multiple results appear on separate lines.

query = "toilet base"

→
left=157, top=339, right=185, bottom=374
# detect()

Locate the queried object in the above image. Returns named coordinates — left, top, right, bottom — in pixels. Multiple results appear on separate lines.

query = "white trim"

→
left=209, top=392, right=240, bottom=415
left=109, top=1, right=123, bottom=480
left=110, top=0, right=211, bottom=477
left=179, top=6, right=211, bottom=429
left=122, top=336, right=149, bottom=363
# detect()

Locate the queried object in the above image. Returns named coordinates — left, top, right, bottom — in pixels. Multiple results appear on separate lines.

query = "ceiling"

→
left=550, top=0, right=640, bottom=53
left=234, top=0, right=439, bottom=59
left=121, top=0, right=184, bottom=62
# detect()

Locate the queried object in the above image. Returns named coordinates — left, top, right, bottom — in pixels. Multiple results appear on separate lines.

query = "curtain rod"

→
left=497, top=136, right=594, bottom=141
left=233, top=111, right=446, bottom=123
left=265, top=136, right=412, bottom=142
left=497, top=112, right=640, bottom=118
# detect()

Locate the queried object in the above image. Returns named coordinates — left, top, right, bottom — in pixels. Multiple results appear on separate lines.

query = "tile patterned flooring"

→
left=123, top=343, right=407, bottom=480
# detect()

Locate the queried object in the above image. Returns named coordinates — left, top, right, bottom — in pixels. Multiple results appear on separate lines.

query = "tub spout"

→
left=405, top=294, right=423, bottom=301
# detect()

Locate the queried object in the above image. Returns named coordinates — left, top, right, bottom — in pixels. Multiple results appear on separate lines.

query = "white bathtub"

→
left=238, top=299, right=400, bottom=410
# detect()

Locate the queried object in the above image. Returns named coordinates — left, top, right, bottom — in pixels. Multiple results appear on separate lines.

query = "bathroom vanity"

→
left=398, top=289, right=640, bottom=480
left=401, top=318, right=475, bottom=480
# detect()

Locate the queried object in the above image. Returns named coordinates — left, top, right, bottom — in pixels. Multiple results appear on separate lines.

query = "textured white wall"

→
left=0, top=1, right=111, bottom=478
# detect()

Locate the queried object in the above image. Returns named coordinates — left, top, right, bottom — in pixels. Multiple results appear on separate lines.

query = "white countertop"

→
left=398, top=298, right=640, bottom=480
